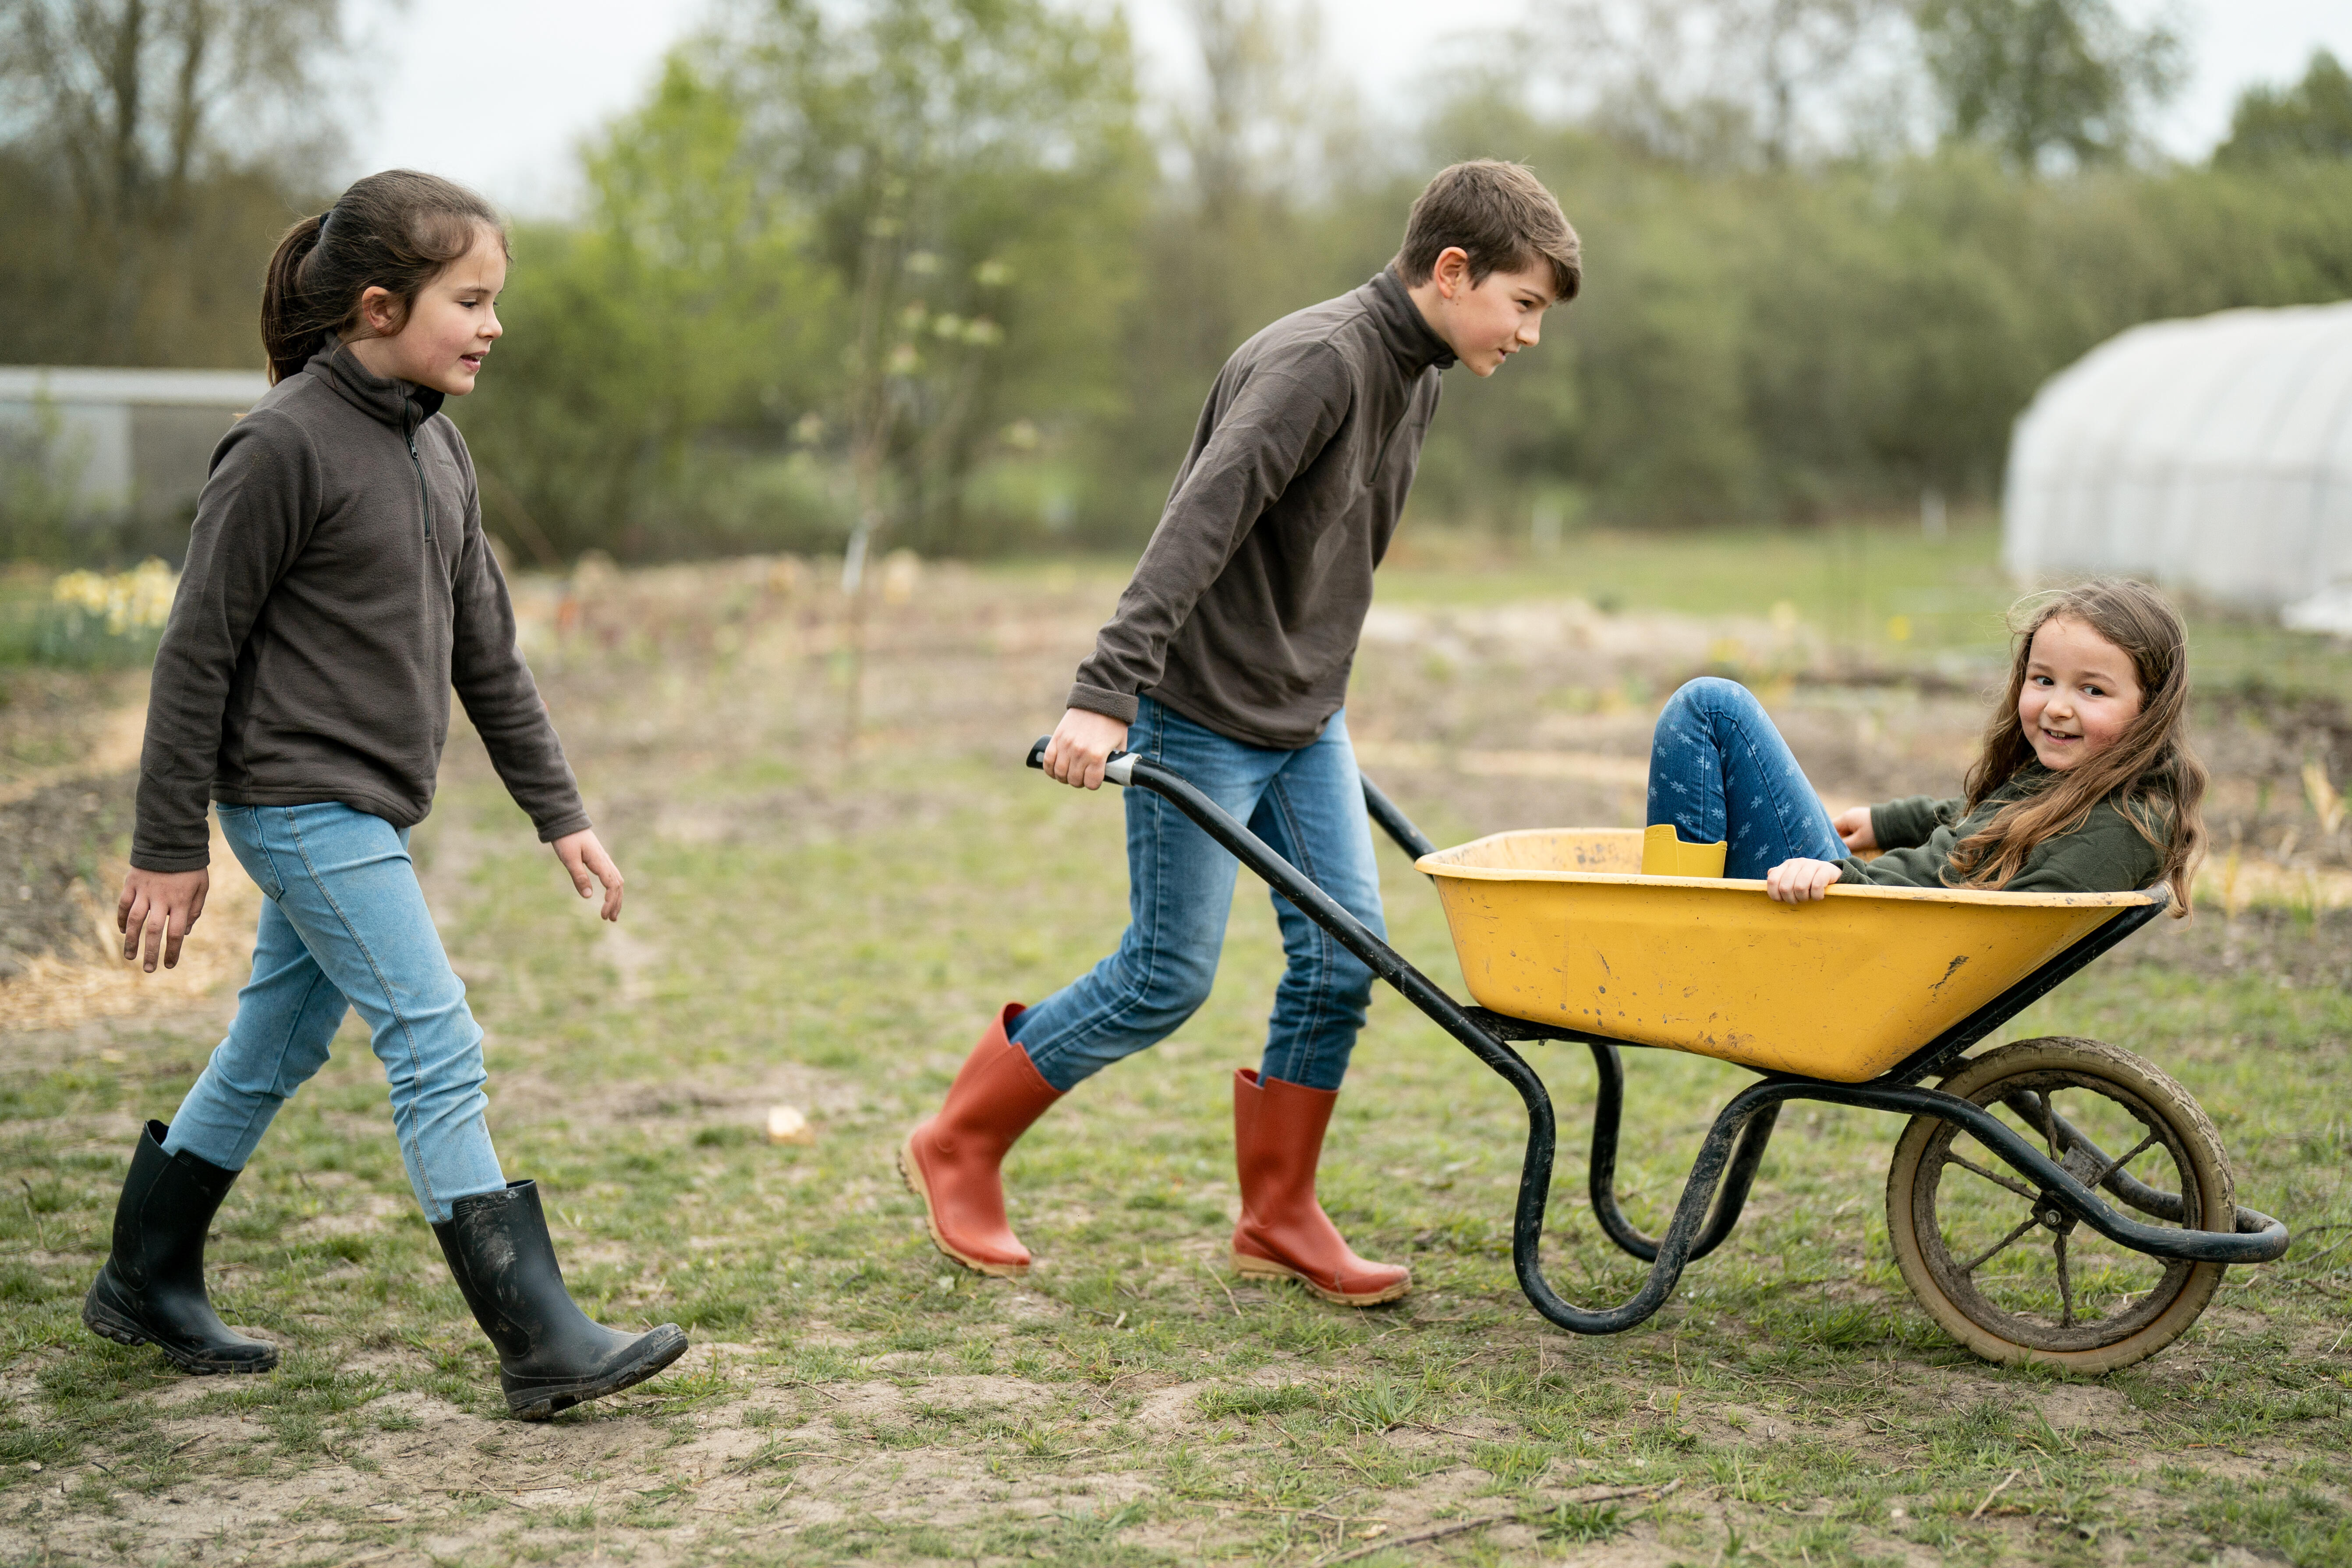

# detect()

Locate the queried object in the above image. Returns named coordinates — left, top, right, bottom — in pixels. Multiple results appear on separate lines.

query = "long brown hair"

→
left=1946, top=579, right=2207, bottom=914
left=261, top=170, right=507, bottom=384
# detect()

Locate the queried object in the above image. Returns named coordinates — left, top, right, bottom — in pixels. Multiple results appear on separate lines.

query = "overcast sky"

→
left=345, top=0, right=2352, bottom=216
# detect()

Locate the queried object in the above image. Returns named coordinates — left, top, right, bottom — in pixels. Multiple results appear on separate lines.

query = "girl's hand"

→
left=553, top=829, right=625, bottom=921
left=117, top=867, right=209, bottom=973
left=1831, top=805, right=1876, bottom=852
left=1766, top=858, right=1842, bottom=903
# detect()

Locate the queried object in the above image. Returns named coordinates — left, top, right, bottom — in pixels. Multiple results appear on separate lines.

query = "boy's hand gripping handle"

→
left=1026, top=736, right=1137, bottom=786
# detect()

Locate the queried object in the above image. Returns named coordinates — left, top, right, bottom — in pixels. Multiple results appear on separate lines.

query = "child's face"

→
left=1418, top=251, right=1556, bottom=378
left=2018, top=615, right=2143, bottom=770
left=351, top=229, right=507, bottom=396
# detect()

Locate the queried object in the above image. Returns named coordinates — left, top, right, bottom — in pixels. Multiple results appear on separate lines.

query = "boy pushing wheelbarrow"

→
left=902, top=161, right=1581, bottom=1304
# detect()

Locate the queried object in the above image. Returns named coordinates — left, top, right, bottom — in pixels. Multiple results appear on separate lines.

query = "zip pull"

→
left=405, top=404, right=435, bottom=542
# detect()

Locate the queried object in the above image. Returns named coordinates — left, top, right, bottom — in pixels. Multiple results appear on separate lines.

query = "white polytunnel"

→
left=2000, top=301, right=2352, bottom=631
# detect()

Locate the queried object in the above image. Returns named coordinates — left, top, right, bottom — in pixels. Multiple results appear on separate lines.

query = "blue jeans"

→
left=1009, top=697, right=1386, bottom=1094
left=1646, top=678, right=1844, bottom=878
left=163, top=803, right=506, bottom=1224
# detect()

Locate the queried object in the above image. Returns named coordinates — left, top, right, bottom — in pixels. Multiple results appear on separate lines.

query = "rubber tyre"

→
left=1885, top=1036, right=2232, bottom=1373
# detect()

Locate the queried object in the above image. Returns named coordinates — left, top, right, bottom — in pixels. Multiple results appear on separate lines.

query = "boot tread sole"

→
left=507, top=1324, right=690, bottom=1420
left=897, top=1133, right=1030, bottom=1278
left=1230, top=1249, right=1410, bottom=1307
left=81, top=1298, right=277, bottom=1374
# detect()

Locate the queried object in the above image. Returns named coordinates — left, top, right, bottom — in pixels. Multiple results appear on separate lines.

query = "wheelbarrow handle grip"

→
left=1024, top=740, right=1426, bottom=853
left=1024, top=736, right=1137, bottom=785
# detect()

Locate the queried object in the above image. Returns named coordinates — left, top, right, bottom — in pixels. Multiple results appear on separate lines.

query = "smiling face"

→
left=342, top=227, right=507, bottom=396
left=2018, top=613, right=2144, bottom=770
left=1407, top=248, right=1556, bottom=378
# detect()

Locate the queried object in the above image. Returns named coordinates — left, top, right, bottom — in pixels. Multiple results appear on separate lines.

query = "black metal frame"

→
left=1027, top=742, right=2289, bottom=1335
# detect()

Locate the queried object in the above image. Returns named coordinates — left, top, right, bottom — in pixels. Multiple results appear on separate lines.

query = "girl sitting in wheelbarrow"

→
left=1650, top=577, right=2205, bottom=908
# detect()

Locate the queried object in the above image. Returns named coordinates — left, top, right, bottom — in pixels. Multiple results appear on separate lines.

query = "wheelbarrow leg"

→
left=1587, top=1043, right=1780, bottom=1265
left=1506, top=1071, right=1782, bottom=1333
left=1587, top=1043, right=1649, bottom=1261
left=1695, top=1104, right=1780, bottom=1260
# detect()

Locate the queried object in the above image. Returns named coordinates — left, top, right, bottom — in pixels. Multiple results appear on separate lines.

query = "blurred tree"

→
left=1180, top=0, right=1346, bottom=220
left=723, top=0, right=1148, bottom=557
left=0, top=0, right=347, bottom=365
left=1914, top=0, right=2181, bottom=171
left=1539, top=0, right=1910, bottom=168
left=2214, top=50, right=2352, bottom=167
left=1078, top=0, right=1377, bottom=543
left=414, top=0, right=2352, bottom=563
left=1740, top=151, right=2039, bottom=506
left=1734, top=0, right=1899, bottom=165
left=1414, top=80, right=2352, bottom=527
left=1522, top=147, right=1765, bottom=521
left=452, top=58, right=834, bottom=560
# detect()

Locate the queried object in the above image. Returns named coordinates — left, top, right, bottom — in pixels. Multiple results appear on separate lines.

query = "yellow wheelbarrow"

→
left=1030, top=742, right=2289, bottom=1371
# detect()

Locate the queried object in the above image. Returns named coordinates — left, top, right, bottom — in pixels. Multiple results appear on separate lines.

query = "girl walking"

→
left=88, top=170, right=686, bottom=1419
left=1646, top=578, right=2205, bottom=906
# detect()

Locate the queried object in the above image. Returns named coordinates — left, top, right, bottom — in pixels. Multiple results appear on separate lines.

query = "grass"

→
left=0, top=525, right=2347, bottom=1564
left=1365, top=516, right=2352, bottom=701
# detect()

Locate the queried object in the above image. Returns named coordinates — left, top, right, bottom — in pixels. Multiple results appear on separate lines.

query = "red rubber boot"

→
left=900, top=1004, right=1063, bottom=1277
left=1230, top=1069, right=1411, bottom=1306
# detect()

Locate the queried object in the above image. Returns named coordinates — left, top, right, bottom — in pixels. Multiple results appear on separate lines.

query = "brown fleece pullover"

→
left=132, top=344, right=588, bottom=872
left=1068, top=268, right=1453, bottom=749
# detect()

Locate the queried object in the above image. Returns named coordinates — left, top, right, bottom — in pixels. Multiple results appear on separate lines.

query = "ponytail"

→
left=259, top=170, right=509, bottom=385
left=261, top=214, right=329, bottom=384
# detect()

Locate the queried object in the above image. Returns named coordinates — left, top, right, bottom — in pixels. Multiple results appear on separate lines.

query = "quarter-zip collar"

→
left=306, top=343, right=443, bottom=542
left=1365, top=267, right=1456, bottom=375
left=306, top=342, right=444, bottom=432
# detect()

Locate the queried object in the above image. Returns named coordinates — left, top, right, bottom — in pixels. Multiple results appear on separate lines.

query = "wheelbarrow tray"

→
left=1419, top=828, right=2156, bottom=1083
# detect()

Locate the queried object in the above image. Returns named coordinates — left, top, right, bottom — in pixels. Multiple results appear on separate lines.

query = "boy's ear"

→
left=1429, top=246, right=1472, bottom=299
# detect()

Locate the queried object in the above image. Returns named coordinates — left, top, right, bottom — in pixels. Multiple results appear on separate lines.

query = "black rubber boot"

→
left=434, top=1179, right=688, bottom=1419
left=82, top=1121, right=278, bottom=1374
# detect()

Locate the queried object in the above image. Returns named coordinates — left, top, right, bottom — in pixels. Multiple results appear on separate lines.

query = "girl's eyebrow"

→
left=2026, top=659, right=2131, bottom=690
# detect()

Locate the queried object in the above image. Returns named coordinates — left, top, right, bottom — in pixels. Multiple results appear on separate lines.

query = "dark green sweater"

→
left=1836, top=764, right=2164, bottom=895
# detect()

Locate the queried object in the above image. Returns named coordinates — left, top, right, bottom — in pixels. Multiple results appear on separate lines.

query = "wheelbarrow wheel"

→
left=1885, top=1037, right=2233, bottom=1372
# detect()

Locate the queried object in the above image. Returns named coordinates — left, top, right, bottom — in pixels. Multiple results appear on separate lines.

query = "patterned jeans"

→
left=1645, top=678, right=1845, bottom=878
